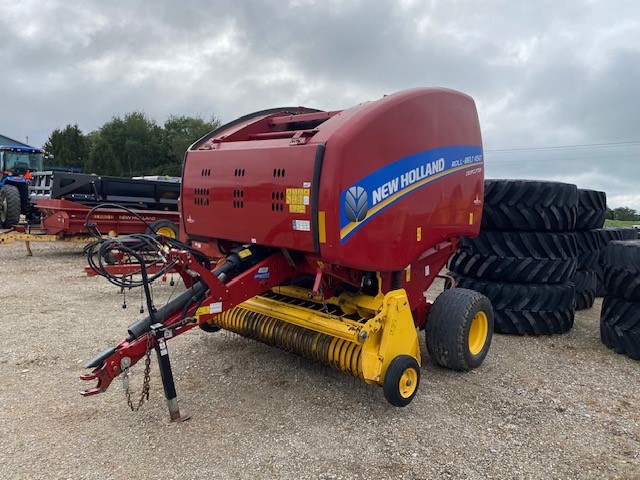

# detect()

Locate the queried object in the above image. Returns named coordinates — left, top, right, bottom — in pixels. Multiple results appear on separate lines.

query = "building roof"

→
left=0, top=134, right=33, bottom=148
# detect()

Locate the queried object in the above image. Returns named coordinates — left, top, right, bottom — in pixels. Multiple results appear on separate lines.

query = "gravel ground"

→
left=0, top=241, right=639, bottom=479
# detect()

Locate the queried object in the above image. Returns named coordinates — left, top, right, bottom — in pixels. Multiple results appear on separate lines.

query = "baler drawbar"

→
left=81, top=87, right=494, bottom=419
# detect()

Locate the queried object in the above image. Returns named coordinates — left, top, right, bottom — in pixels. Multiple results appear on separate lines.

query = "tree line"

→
left=43, top=112, right=220, bottom=177
left=43, top=117, right=640, bottom=220
left=606, top=206, right=639, bottom=222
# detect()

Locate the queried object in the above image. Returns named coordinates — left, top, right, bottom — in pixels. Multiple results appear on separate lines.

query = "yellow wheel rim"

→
left=398, top=368, right=418, bottom=398
left=157, top=226, right=177, bottom=238
left=468, top=311, right=488, bottom=355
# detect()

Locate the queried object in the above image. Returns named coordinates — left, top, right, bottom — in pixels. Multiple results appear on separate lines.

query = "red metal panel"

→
left=315, top=88, right=483, bottom=271
left=182, top=142, right=319, bottom=252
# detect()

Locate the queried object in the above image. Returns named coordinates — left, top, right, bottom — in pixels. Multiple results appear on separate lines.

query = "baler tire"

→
left=576, top=189, right=607, bottom=230
left=449, top=273, right=575, bottom=335
left=481, top=180, right=578, bottom=232
left=383, top=355, right=420, bottom=407
left=426, top=288, right=494, bottom=371
left=600, top=295, right=640, bottom=360
left=146, top=220, right=179, bottom=239
left=0, top=185, right=21, bottom=228
left=450, top=231, right=577, bottom=283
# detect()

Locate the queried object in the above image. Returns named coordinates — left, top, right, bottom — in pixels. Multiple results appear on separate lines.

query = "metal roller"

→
left=210, top=306, right=364, bottom=379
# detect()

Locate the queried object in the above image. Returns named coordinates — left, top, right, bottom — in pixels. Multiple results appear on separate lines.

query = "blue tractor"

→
left=0, top=145, right=44, bottom=228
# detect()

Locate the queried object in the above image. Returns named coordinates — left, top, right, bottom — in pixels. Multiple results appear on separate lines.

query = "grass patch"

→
left=604, top=219, right=639, bottom=227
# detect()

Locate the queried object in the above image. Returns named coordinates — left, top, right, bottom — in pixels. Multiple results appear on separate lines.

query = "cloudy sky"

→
left=1, top=0, right=639, bottom=209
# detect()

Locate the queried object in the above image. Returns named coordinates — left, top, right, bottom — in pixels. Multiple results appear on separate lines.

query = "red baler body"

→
left=182, top=87, right=484, bottom=271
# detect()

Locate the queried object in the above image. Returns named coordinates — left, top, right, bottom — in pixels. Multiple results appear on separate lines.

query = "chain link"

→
left=124, top=333, right=153, bottom=411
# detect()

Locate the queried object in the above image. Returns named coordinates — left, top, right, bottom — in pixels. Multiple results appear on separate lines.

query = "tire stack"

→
left=448, top=179, right=578, bottom=335
left=573, top=189, right=607, bottom=310
left=594, top=227, right=640, bottom=296
left=599, top=240, right=640, bottom=360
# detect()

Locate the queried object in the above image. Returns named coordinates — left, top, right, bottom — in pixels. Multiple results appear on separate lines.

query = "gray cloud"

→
left=1, top=0, right=639, bottom=209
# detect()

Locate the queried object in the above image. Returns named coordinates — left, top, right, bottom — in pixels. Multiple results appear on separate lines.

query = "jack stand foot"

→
left=152, top=323, right=192, bottom=423
left=164, top=398, right=191, bottom=424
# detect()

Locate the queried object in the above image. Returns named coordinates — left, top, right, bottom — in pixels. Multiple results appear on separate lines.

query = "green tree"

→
left=85, top=135, right=119, bottom=175
left=153, top=115, right=220, bottom=176
left=613, top=207, right=638, bottom=221
left=43, top=124, right=90, bottom=170
left=605, top=207, right=615, bottom=220
left=86, top=112, right=165, bottom=177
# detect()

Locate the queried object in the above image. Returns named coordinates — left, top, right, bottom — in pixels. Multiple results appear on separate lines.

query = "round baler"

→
left=81, top=87, right=493, bottom=417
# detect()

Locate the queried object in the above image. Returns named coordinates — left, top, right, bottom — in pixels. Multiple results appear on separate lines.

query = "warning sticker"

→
left=289, top=204, right=306, bottom=214
left=292, top=220, right=311, bottom=231
left=286, top=188, right=310, bottom=206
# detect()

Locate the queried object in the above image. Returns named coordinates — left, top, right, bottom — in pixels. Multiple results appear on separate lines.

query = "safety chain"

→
left=123, top=333, right=153, bottom=411
left=318, top=286, right=331, bottom=315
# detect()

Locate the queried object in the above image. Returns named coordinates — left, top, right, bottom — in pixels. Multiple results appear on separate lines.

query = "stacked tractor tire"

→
left=448, top=180, right=578, bottom=335
left=593, top=227, right=639, bottom=297
left=573, top=189, right=607, bottom=310
left=599, top=240, right=640, bottom=359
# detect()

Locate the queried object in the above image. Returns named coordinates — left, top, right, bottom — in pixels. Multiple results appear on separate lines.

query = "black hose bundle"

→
left=82, top=204, right=211, bottom=321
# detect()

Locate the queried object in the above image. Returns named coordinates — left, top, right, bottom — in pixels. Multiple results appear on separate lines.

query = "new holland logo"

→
left=344, top=186, right=368, bottom=222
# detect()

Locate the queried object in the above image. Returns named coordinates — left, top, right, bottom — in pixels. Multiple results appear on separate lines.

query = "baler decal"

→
left=339, top=145, right=483, bottom=243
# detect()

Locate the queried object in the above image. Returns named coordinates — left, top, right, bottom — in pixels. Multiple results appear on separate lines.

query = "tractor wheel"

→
left=383, top=355, right=420, bottom=407
left=449, top=231, right=577, bottom=283
left=574, top=230, right=603, bottom=270
left=0, top=185, right=21, bottom=228
left=426, top=287, right=493, bottom=371
left=602, top=240, right=640, bottom=301
left=600, top=295, right=640, bottom=360
left=576, top=189, right=606, bottom=230
left=482, top=179, right=578, bottom=232
left=146, top=220, right=179, bottom=239
left=574, top=269, right=597, bottom=310
left=450, top=273, right=575, bottom=335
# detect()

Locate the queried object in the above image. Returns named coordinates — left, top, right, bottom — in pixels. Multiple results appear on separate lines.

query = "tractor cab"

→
left=1, top=146, right=44, bottom=177
left=0, top=145, right=44, bottom=227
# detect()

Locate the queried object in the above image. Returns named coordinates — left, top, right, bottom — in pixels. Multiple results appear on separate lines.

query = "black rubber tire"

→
left=620, top=229, right=639, bottom=240
left=0, top=184, right=21, bottom=228
left=198, top=321, right=221, bottom=333
left=449, top=231, right=577, bottom=283
left=595, top=227, right=637, bottom=246
left=449, top=273, right=575, bottom=335
left=603, top=266, right=640, bottom=303
left=602, top=240, right=640, bottom=272
left=576, top=189, right=606, bottom=230
left=382, top=355, right=421, bottom=407
left=574, top=269, right=597, bottom=310
left=574, top=230, right=603, bottom=270
left=481, top=179, right=578, bottom=232
left=575, top=289, right=596, bottom=310
left=426, top=288, right=494, bottom=371
left=574, top=269, right=597, bottom=292
left=146, top=220, right=179, bottom=238
left=595, top=264, right=606, bottom=297
left=600, top=295, right=640, bottom=360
